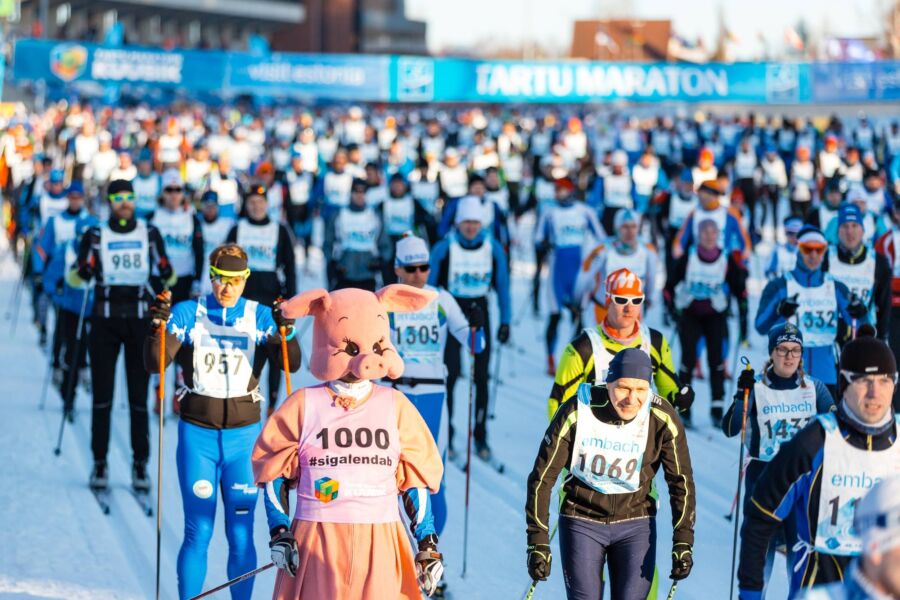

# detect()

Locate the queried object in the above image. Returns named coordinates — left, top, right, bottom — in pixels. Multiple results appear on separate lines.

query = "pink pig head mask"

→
left=280, top=285, right=437, bottom=382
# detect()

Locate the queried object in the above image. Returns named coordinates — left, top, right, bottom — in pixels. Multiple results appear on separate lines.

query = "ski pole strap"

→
left=190, top=563, right=275, bottom=600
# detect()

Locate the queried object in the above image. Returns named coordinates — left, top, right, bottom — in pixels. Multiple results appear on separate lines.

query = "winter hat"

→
left=66, top=181, right=85, bottom=196
left=49, top=168, right=64, bottom=184
left=840, top=332, right=897, bottom=376
left=768, top=322, right=803, bottom=354
left=611, top=150, right=628, bottom=167
left=107, top=179, right=134, bottom=197
left=201, top=190, right=219, bottom=204
left=554, top=177, right=575, bottom=193
left=455, top=196, right=484, bottom=225
left=394, top=234, right=430, bottom=267
left=607, top=347, right=653, bottom=384
left=783, top=216, right=803, bottom=235
left=853, top=475, right=900, bottom=553
left=614, top=208, right=639, bottom=230
left=605, top=268, right=644, bottom=300
left=161, top=169, right=183, bottom=189
left=796, top=225, right=827, bottom=248
left=698, top=180, right=724, bottom=196
left=837, top=203, right=863, bottom=226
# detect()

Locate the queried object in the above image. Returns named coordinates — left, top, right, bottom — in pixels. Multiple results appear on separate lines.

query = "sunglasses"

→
left=164, top=186, right=183, bottom=193
left=403, top=264, right=430, bottom=273
left=209, top=266, right=251, bottom=286
left=108, top=192, right=135, bottom=203
left=610, top=295, right=645, bottom=306
left=799, top=245, right=826, bottom=255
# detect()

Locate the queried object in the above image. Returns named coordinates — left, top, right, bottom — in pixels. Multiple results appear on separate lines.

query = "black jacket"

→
left=526, top=385, right=695, bottom=548
left=823, top=244, right=892, bottom=340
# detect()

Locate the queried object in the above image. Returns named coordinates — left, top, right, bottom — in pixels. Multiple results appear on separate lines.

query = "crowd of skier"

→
left=4, top=100, right=900, bottom=599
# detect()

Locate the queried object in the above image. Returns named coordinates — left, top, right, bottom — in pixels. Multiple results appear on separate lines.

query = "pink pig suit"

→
left=252, top=286, right=444, bottom=599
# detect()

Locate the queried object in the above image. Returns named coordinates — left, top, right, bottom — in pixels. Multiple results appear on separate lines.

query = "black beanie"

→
left=839, top=331, right=897, bottom=376
left=107, top=179, right=134, bottom=196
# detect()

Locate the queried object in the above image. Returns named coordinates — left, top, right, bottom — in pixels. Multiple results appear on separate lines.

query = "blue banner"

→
left=11, top=38, right=900, bottom=105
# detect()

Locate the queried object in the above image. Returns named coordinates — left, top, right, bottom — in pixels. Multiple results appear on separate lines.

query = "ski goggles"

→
left=402, top=264, right=430, bottom=273
left=609, top=295, right=645, bottom=306
left=798, top=243, right=826, bottom=255
left=840, top=370, right=898, bottom=390
left=108, top=191, right=135, bottom=204
left=209, top=265, right=251, bottom=286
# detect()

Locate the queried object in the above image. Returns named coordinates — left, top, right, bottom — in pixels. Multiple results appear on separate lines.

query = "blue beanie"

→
left=66, top=181, right=85, bottom=196
left=768, top=322, right=803, bottom=354
left=607, top=348, right=653, bottom=384
left=838, top=203, right=863, bottom=226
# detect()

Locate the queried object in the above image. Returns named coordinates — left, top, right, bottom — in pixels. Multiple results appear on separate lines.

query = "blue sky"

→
left=405, top=0, right=888, bottom=57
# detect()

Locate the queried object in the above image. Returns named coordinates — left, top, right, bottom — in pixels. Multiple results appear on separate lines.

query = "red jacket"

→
left=875, top=229, right=900, bottom=307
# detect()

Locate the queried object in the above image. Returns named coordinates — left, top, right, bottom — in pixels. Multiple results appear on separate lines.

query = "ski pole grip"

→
left=279, top=325, right=292, bottom=397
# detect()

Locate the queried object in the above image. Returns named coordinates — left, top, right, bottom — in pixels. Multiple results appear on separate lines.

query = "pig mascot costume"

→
left=252, top=285, right=445, bottom=599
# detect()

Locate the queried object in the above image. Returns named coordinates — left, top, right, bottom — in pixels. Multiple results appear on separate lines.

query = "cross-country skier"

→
left=143, top=243, right=300, bottom=599
left=662, top=167, right=698, bottom=276
left=132, top=148, right=160, bottom=220
left=67, top=179, right=175, bottom=493
left=197, top=191, right=234, bottom=296
left=253, top=285, right=445, bottom=599
left=765, top=216, right=803, bottom=279
left=387, top=234, right=485, bottom=597
left=755, top=225, right=869, bottom=397
left=824, top=203, right=891, bottom=338
left=875, top=199, right=900, bottom=407
left=806, top=177, right=844, bottom=234
left=673, top=179, right=751, bottom=261
left=591, top=149, right=634, bottom=236
left=226, top=183, right=297, bottom=413
left=548, top=268, right=691, bottom=420
left=665, top=218, right=748, bottom=427
left=527, top=348, right=696, bottom=600
left=799, top=475, right=900, bottom=599
left=429, top=195, right=511, bottom=460
left=534, top=177, right=603, bottom=374
left=323, top=178, right=383, bottom=291
left=737, top=334, right=900, bottom=598
left=576, top=207, right=656, bottom=327
left=722, top=323, right=834, bottom=596
left=149, top=170, right=203, bottom=304
left=378, top=173, right=437, bottom=284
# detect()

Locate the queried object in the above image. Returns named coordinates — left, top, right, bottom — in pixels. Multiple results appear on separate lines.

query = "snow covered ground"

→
left=0, top=215, right=790, bottom=599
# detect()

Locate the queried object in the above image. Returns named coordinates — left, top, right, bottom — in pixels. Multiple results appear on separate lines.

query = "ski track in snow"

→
left=0, top=217, right=791, bottom=598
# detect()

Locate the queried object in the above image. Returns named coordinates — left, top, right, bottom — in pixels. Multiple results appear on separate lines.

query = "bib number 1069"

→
left=576, top=452, right=638, bottom=480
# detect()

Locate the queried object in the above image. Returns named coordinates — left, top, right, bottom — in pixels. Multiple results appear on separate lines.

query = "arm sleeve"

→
left=427, top=240, right=449, bottom=288
left=722, top=387, right=754, bottom=438
left=401, top=488, right=437, bottom=543
left=262, top=477, right=293, bottom=534
left=225, top=224, right=237, bottom=244
left=754, top=278, right=786, bottom=336
left=191, top=216, right=204, bottom=282
left=650, top=330, right=680, bottom=403
left=654, top=402, right=696, bottom=546
left=491, top=239, right=512, bottom=325
left=525, top=398, right=577, bottom=545
left=395, top=391, right=443, bottom=493
left=278, top=225, right=297, bottom=297
left=252, top=389, right=305, bottom=491
left=148, top=225, right=172, bottom=275
left=874, top=254, right=892, bottom=339
left=813, top=379, right=836, bottom=413
left=442, top=290, right=473, bottom=346
left=322, top=213, right=336, bottom=260
left=672, top=214, right=694, bottom=258
left=143, top=301, right=191, bottom=372
left=548, top=337, right=589, bottom=419
left=533, top=210, right=550, bottom=246
left=644, top=245, right=658, bottom=304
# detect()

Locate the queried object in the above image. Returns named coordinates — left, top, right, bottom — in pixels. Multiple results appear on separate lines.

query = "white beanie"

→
left=614, top=207, right=639, bottom=230
left=612, top=150, right=628, bottom=167
left=394, top=234, right=430, bottom=267
left=161, top=168, right=183, bottom=188
left=854, top=475, right=900, bottom=553
left=454, top=195, right=484, bottom=226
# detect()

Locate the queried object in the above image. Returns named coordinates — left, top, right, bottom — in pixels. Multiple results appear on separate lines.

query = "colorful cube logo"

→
left=314, top=477, right=339, bottom=503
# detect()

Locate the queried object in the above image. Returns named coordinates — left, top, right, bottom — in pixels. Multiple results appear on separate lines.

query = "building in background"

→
left=15, top=0, right=427, bottom=54
left=570, top=19, right=671, bottom=61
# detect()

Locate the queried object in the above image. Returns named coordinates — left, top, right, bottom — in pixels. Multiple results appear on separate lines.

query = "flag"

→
left=784, top=26, right=804, bottom=51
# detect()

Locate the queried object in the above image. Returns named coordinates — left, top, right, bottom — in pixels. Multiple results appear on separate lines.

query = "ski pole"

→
left=39, top=302, right=60, bottom=411
left=155, top=291, right=170, bottom=600
left=729, top=356, right=752, bottom=600
left=279, top=324, right=292, bottom=397
left=666, top=580, right=678, bottom=600
left=461, top=326, right=476, bottom=578
left=523, top=579, right=538, bottom=600
left=189, top=562, right=274, bottom=599
left=7, top=240, right=31, bottom=337
left=724, top=486, right=739, bottom=521
left=53, top=288, right=89, bottom=456
left=488, top=340, right=502, bottom=420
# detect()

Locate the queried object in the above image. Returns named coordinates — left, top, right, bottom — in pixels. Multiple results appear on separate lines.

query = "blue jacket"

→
left=38, top=211, right=97, bottom=315
left=755, top=261, right=861, bottom=385
left=428, top=229, right=511, bottom=325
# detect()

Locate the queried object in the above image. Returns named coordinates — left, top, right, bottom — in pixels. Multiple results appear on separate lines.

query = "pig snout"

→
left=349, top=352, right=404, bottom=380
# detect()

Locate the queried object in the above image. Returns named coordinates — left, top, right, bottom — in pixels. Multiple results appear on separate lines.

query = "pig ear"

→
left=375, top=284, right=438, bottom=313
left=280, top=288, right=332, bottom=319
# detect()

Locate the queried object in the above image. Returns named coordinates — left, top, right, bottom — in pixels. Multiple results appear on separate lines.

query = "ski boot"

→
left=546, top=355, right=556, bottom=377
left=89, top=461, right=109, bottom=491
left=132, top=460, right=151, bottom=493
left=38, top=324, right=48, bottom=348
left=710, top=400, right=724, bottom=429
left=52, top=368, right=64, bottom=388
left=474, top=440, right=492, bottom=462
left=63, top=404, right=75, bottom=424
left=447, top=444, right=456, bottom=463
left=79, top=368, right=91, bottom=394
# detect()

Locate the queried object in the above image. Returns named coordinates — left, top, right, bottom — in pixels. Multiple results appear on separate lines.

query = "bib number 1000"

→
left=576, top=452, right=638, bottom=480
left=316, top=426, right=390, bottom=450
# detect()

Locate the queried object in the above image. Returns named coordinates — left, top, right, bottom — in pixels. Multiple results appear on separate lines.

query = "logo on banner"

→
left=50, top=44, right=88, bottom=82
left=397, top=57, right=434, bottom=102
left=766, top=64, right=800, bottom=103
left=314, top=476, right=339, bottom=503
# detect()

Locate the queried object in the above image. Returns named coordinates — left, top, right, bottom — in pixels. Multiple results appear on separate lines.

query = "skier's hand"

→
left=776, top=294, right=799, bottom=318
left=149, top=290, right=172, bottom=327
left=269, top=527, right=299, bottom=577
left=465, top=303, right=485, bottom=329
left=670, top=543, right=693, bottom=581
left=527, top=543, right=552, bottom=581
left=674, top=385, right=694, bottom=414
left=272, top=298, right=295, bottom=330
left=847, top=297, right=868, bottom=319
left=738, top=367, right=756, bottom=392
left=415, top=534, right=444, bottom=597
left=497, top=323, right=511, bottom=345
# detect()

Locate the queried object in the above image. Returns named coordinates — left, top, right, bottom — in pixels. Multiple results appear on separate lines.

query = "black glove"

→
left=497, top=323, right=510, bottom=345
left=670, top=543, right=693, bottom=581
left=777, top=295, right=799, bottom=318
left=269, top=527, right=300, bottom=577
left=674, top=385, right=694, bottom=414
left=527, top=543, right=552, bottom=581
left=847, top=298, right=868, bottom=320
left=76, top=263, right=95, bottom=282
left=273, top=299, right=295, bottom=330
left=466, top=303, right=485, bottom=329
left=158, top=262, right=174, bottom=283
left=149, top=291, right=172, bottom=325
left=737, top=367, right=756, bottom=392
